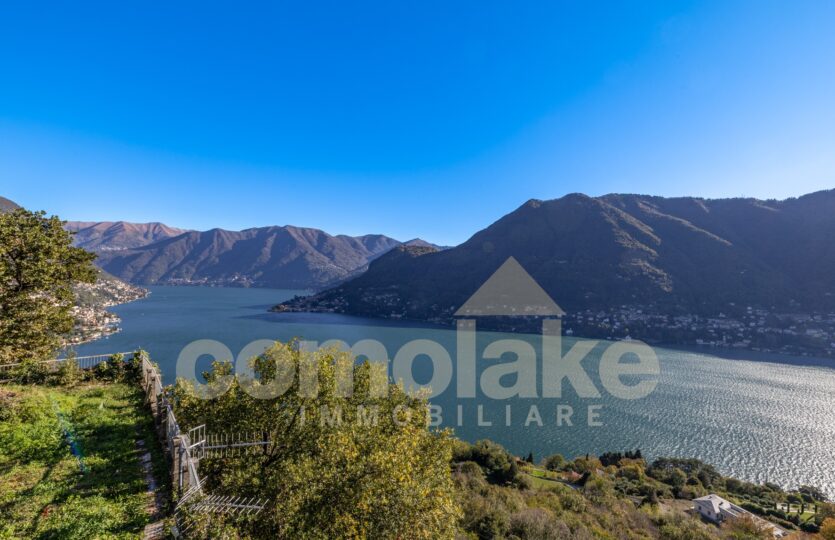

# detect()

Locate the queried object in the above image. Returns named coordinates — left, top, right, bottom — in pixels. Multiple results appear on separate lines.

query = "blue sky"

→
left=1, top=1, right=834, bottom=245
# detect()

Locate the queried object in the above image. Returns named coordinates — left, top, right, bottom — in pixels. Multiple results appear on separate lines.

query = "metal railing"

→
left=0, top=351, right=135, bottom=374
left=139, top=359, right=269, bottom=529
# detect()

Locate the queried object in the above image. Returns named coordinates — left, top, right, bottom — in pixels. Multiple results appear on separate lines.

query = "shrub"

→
left=456, top=440, right=520, bottom=485
left=677, top=484, right=706, bottom=500
left=552, top=486, right=587, bottom=514
left=508, top=507, right=570, bottom=540
left=474, top=508, right=510, bottom=539
left=459, top=490, right=514, bottom=540
left=16, top=358, right=50, bottom=384
left=0, top=390, right=63, bottom=462
left=569, top=456, right=601, bottom=474
left=454, top=461, right=488, bottom=491
left=57, top=357, right=83, bottom=387
left=125, top=348, right=148, bottom=380
left=457, top=460, right=486, bottom=478
left=583, top=476, right=614, bottom=504
left=513, top=473, right=533, bottom=490
left=741, top=502, right=765, bottom=515
left=108, top=353, right=125, bottom=381
left=822, top=519, right=835, bottom=540
left=616, top=463, right=643, bottom=481
left=656, top=514, right=715, bottom=540
left=801, top=521, right=820, bottom=533
left=93, top=358, right=111, bottom=380
left=724, top=515, right=773, bottom=539
left=542, top=454, right=566, bottom=472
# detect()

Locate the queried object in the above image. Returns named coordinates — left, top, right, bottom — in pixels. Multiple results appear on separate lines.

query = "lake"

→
left=76, top=286, right=835, bottom=497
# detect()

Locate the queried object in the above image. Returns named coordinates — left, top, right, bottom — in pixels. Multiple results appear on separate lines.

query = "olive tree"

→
left=172, top=341, right=461, bottom=539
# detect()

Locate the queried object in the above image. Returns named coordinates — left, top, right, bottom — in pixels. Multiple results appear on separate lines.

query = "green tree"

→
left=453, top=440, right=519, bottom=485
left=57, top=351, right=83, bottom=386
left=541, top=454, right=566, bottom=472
left=172, top=341, right=461, bottom=539
left=0, top=208, right=96, bottom=364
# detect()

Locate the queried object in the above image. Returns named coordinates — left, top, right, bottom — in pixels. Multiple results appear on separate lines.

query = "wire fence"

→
left=134, top=355, right=267, bottom=535
left=136, top=354, right=204, bottom=496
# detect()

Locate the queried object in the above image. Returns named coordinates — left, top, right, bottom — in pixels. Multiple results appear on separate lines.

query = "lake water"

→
left=76, top=286, right=835, bottom=497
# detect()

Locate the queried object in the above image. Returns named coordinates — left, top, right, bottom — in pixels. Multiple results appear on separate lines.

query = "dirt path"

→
left=136, top=431, right=167, bottom=539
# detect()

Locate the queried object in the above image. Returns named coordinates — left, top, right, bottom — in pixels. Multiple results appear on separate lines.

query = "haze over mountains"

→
left=63, top=219, right=441, bottom=289
left=281, top=190, right=835, bottom=321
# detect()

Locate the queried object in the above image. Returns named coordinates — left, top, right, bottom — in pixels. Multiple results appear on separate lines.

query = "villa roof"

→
left=694, top=494, right=732, bottom=515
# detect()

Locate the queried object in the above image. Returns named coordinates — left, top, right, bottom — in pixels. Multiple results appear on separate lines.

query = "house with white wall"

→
left=693, top=494, right=788, bottom=538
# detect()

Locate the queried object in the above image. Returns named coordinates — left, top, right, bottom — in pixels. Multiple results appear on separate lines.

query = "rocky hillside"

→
left=64, top=221, right=189, bottom=251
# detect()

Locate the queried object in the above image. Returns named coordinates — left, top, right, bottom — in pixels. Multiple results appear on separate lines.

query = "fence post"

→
left=148, top=373, right=159, bottom=419
left=172, top=436, right=185, bottom=495
left=157, top=400, right=168, bottom=443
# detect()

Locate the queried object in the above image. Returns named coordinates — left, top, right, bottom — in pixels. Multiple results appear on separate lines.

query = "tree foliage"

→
left=171, top=341, right=461, bottom=539
left=0, top=208, right=96, bottom=363
left=723, top=515, right=772, bottom=539
left=452, top=439, right=520, bottom=486
left=541, top=453, right=566, bottom=472
left=821, top=518, right=835, bottom=540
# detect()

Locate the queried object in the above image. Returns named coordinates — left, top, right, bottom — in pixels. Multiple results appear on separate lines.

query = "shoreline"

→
left=271, top=303, right=835, bottom=370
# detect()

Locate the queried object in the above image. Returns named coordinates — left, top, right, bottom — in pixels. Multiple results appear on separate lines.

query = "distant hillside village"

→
left=562, top=305, right=835, bottom=358
left=69, top=271, right=147, bottom=344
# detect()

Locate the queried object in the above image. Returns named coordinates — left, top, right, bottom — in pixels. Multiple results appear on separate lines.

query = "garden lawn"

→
left=0, top=382, right=167, bottom=539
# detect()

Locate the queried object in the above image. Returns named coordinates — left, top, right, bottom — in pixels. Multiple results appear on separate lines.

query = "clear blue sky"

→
left=1, top=1, right=834, bottom=245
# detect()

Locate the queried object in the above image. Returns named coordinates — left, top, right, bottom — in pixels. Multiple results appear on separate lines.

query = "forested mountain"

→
left=92, top=225, right=405, bottom=289
left=280, top=190, right=835, bottom=322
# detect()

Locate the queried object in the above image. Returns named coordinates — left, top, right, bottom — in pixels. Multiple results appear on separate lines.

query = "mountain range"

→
left=64, top=221, right=190, bottom=251
left=64, top=220, right=441, bottom=290
left=279, top=190, right=835, bottom=322
left=11, top=190, right=835, bottom=328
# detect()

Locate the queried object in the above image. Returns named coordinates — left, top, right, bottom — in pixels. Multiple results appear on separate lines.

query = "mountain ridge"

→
left=278, top=190, right=835, bottom=330
left=64, top=221, right=190, bottom=251
left=87, top=223, right=443, bottom=289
